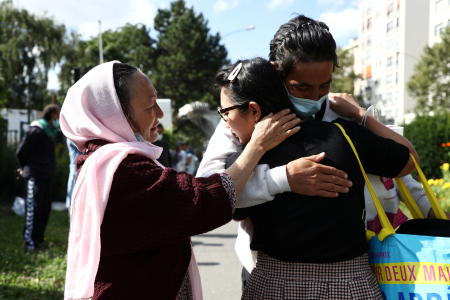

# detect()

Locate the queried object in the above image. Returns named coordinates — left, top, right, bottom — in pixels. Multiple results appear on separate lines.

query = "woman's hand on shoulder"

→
left=328, top=93, right=365, bottom=122
left=248, top=109, right=301, bottom=153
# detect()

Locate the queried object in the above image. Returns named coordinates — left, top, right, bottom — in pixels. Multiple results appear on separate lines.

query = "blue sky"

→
left=14, top=0, right=361, bottom=88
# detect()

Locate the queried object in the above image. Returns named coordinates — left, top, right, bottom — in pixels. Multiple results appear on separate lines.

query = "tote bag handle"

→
left=333, top=123, right=448, bottom=241
left=333, top=123, right=395, bottom=241
left=395, top=155, right=447, bottom=220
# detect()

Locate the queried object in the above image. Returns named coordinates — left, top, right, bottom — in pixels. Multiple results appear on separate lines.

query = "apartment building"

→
left=357, top=0, right=429, bottom=124
left=429, top=0, right=450, bottom=46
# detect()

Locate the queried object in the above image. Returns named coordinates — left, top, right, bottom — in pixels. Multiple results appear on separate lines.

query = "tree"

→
left=58, top=23, right=156, bottom=92
left=152, top=0, right=228, bottom=112
left=408, top=27, right=450, bottom=114
left=404, top=111, right=450, bottom=178
left=0, top=0, right=66, bottom=109
left=332, top=47, right=361, bottom=102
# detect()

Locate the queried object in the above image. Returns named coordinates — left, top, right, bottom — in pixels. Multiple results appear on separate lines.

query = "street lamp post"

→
left=98, top=20, right=104, bottom=64
left=223, top=25, right=255, bottom=39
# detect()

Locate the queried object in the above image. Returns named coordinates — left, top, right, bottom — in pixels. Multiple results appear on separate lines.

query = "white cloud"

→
left=213, top=0, right=239, bottom=13
left=317, top=0, right=344, bottom=6
left=213, top=0, right=228, bottom=12
left=267, top=0, right=295, bottom=11
left=318, top=7, right=360, bottom=46
left=14, top=0, right=160, bottom=38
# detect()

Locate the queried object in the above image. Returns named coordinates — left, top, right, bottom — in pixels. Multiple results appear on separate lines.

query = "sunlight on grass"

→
left=0, top=203, right=69, bottom=300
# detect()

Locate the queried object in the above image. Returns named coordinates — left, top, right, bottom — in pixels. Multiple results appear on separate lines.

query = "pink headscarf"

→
left=60, top=61, right=201, bottom=300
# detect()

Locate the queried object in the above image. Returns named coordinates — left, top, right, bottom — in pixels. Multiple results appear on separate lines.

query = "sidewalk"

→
left=192, top=221, right=242, bottom=300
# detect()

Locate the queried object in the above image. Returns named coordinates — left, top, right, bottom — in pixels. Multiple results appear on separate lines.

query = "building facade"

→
left=357, top=0, right=430, bottom=124
left=429, top=0, right=450, bottom=46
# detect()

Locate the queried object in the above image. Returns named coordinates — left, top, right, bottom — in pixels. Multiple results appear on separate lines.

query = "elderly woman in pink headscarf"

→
left=60, top=61, right=300, bottom=300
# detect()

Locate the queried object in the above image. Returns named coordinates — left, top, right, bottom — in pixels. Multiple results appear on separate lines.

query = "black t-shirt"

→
left=234, top=118, right=409, bottom=263
left=16, top=126, right=56, bottom=179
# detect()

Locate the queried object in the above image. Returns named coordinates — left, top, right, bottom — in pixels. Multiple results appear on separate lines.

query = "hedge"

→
left=404, top=112, right=450, bottom=178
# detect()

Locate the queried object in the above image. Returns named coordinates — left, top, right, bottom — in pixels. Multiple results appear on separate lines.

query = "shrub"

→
left=428, top=163, right=450, bottom=212
left=404, top=112, right=450, bottom=178
left=0, top=117, right=22, bottom=203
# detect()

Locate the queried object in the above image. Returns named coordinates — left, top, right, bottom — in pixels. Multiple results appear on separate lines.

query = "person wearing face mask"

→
left=216, top=57, right=418, bottom=299
left=196, top=14, right=372, bottom=292
left=16, top=104, right=61, bottom=252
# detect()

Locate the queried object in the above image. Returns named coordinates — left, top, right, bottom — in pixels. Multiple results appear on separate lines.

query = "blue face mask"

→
left=52, top=119, right=60, bottom=128
left=286, top=89, right=328, bottom=119
left=135, top=132, right=146, bottom=142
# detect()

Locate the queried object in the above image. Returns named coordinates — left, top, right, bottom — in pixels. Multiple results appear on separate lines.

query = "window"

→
left=386, top=73, right=393, bottom=85
left=387, top=21, right=393, bottom=32
left=387, top=2, right=394, bottom=16
left=367, top=17, right=372, bottom=30
left=387, top=56, right=393, bottom=66
left=435, top=0, right=444, bottom=11
left=435, top=23, right=444, bottom=36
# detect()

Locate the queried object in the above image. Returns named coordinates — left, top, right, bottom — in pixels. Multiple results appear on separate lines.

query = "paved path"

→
left=192, top=221, right=242, bottom=300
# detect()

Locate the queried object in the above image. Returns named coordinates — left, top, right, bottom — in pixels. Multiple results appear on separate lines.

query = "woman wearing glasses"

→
left=215, top=57, right=418, bottom=299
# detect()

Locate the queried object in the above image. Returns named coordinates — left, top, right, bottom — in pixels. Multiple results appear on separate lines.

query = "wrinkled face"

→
left=128, top=72, right=163, bottom=142
left=284, top=61, right=333, bottom=101
left=220, top=88, right=254, bottom=144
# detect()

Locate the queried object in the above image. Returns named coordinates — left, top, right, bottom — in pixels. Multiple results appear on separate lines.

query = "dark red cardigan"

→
left=76, top=140, right=233, bottom=300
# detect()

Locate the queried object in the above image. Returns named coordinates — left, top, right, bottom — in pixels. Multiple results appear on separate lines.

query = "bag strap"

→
left=395, top=178, right=425, bottom=219
left=407, top=155, right=447, bottom=219
left=333, top=123, right=395, bottom=241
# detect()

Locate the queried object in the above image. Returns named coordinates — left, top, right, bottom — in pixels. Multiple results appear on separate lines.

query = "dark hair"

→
left=42, top=104, right=60, bottom=121
left=113, top=63, right=138, bottom=121
left=215, top=57, right=293, bottom=118
left=269, top=15, right=338, bottom=78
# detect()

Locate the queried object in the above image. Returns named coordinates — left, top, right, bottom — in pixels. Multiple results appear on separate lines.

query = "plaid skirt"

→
left=242, top=252, right=383, bottom=300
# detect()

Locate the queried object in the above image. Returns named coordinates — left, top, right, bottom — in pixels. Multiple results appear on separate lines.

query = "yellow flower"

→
left=428, top=179, right=435, bottom=185
left=443, top=182, right=450, bottom=189
left=442, top=163, right=449, bottom=171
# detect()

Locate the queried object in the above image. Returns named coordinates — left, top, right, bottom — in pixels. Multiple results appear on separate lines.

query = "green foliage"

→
left=0, top=0, right=66, bottom=109
left=0, top=203, right=68, bottom=299
left=332, top=47, right=361, bottom=101
left=404, top=112, right=450, bottom=178
left=152, top=0, right=228, bottom=112
left=58, top=23, right=156, bottom=92
left=428, top=163, right=450, bottom=212
left=0, top=121, right=20, bottom=201
left=171, top=118, right=208, bottom=155
left=408, top=27, right=450, bottom=114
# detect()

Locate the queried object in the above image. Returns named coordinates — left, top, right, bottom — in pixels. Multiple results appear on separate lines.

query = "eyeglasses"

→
left=217, top=103, right=249, bottom=122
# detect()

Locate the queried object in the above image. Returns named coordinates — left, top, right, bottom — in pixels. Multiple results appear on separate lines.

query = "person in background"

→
left=65, top=139, right=82, bottom=215
left=60, top=61, right=300, bottom=300
left=16, top=104, right=60, bottom=251
left=152, top=123, right=172, bottom=167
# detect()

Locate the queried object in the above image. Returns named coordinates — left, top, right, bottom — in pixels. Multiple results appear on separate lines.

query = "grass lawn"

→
left=0, top=202, right=69, bottom=300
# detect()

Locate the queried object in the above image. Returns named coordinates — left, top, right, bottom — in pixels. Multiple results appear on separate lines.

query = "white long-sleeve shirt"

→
left=196, top=99, right=344, bottom=208
left=196, top=98, right=429, bottom=272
